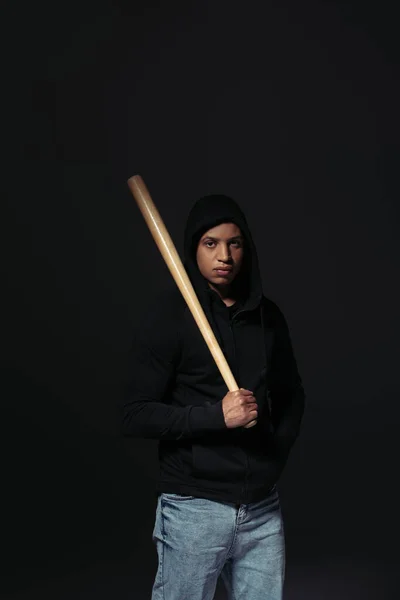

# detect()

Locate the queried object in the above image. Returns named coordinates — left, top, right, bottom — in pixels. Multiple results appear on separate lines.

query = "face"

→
left=196, top=223, right=244, bottom=292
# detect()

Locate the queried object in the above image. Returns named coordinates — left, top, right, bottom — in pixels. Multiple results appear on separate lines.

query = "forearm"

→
left=122, top=395, right=227, bottom=440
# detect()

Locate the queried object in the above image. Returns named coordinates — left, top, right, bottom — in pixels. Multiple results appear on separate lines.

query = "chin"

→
left=212, top=275, right=234, bottom=285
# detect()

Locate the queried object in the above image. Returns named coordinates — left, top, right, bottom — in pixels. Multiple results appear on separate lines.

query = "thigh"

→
left=151, top=493, right=235, bottom=600
left=221, top=488, right=285, bottom=600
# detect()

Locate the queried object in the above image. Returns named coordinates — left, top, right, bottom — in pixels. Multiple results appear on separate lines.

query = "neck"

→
left=208, top=283, right=236, bottom=307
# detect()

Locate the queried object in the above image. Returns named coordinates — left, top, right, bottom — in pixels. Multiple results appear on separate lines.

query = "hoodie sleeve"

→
left=122, top=298, right=227, bottom=440
left=268, top=305, right=306, bottom=456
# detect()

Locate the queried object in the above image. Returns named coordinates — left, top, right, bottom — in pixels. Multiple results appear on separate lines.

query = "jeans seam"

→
left=227, top=561, right=237, bottom=600
left=225, top=511, right=240, bottom=560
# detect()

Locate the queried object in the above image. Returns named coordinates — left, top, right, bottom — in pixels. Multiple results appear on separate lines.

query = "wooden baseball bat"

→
left=127, top=174, right=257, bottom=429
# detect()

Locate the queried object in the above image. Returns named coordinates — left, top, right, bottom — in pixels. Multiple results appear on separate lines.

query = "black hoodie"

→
left=123, top=195, right=305, bottom=504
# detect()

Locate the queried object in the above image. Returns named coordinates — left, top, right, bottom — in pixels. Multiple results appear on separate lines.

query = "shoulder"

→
left=260, top=295, right=287, bottom=327
left=260, top=296, right=298, bottom=353
left=142, top=286, right=187, bottom=326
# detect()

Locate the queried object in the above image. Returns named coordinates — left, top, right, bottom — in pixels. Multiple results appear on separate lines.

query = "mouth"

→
left=214, top=268, right=233, bottom=276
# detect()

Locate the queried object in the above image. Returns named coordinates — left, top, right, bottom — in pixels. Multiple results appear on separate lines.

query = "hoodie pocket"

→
left=191, top=442, right=246, bottom=483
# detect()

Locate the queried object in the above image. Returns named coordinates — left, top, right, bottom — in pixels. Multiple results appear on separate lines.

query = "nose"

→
left=218, top=243, right=231, bottom=263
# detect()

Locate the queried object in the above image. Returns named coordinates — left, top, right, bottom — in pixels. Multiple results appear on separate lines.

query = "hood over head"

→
left=183, top=194, right=263, bottom=313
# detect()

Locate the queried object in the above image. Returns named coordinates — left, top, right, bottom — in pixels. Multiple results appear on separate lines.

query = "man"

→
left=123, top=194, right=305, bottom=600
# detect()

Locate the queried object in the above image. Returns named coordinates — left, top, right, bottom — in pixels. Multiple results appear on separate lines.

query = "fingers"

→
left=239, top=388, right=254, bottom=396
left=238, top=389, right=257, bottom=410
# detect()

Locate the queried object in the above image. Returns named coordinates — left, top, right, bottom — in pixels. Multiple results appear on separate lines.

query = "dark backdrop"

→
left=2, top=1, right=399, bottom=598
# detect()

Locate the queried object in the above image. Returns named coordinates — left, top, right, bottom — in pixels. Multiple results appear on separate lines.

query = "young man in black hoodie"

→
left=123, top=195, right=305, bottom=600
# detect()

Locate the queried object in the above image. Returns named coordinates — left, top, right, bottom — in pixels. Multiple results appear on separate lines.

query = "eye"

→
left=230, top=240, right=242, bottom=248
left=204, top=240, right=215, bottom=248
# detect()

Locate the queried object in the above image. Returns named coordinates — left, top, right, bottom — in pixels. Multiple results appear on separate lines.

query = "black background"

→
left=2, top=1, right=400, bottom=598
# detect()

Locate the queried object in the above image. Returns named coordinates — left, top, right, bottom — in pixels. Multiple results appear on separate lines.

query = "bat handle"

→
left=231, top=386, right=257, bottom=429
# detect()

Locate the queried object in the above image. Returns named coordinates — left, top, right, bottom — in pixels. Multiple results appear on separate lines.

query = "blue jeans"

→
left=151, top=486, right=285, bottom=600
